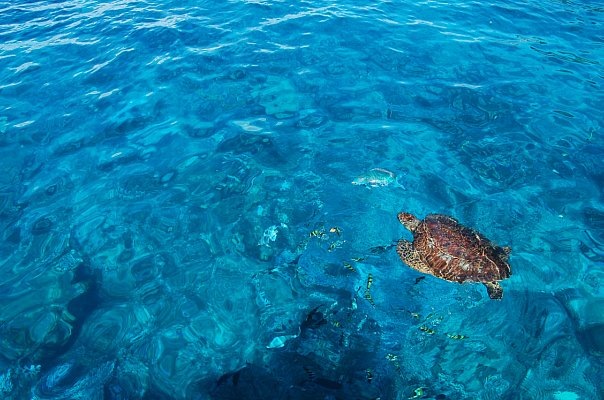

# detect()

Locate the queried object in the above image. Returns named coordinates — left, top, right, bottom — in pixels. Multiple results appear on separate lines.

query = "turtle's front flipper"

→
left=397, top=240, right=431, bottom=275
left=484, top=281, right=503, bottom=300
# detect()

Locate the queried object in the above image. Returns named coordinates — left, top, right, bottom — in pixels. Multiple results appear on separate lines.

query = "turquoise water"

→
left=1, top=0, right=603, bottom=398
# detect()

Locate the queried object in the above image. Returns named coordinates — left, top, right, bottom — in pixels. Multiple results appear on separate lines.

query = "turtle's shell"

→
left=413, top=214, right=511, bottom=283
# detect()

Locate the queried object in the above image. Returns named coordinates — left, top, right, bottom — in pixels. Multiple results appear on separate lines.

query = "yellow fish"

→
left=419, top=325, right=435, bottom=335
left=366, top=274, right=374, bottom=290
left=447, top=333, right=468, bottom=340
left=329, top=226, right=342, bottom=235
left=309, top=229, right=325, bottom=238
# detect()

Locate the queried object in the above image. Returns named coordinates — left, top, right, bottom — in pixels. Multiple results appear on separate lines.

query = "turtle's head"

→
left=398, top=212, right=420, bottom=232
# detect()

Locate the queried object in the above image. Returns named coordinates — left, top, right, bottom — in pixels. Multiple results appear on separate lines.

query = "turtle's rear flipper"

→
left=484, top=281, right=503, bottom=300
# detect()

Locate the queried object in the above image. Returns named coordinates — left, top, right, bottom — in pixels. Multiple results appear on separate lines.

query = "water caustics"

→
left=0, top=0, right=603, bottom=399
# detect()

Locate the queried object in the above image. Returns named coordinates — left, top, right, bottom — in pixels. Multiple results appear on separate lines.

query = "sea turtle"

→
left=396, top=212, right=512, bottom=299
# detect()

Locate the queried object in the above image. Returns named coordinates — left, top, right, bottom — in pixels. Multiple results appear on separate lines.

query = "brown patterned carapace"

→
left=397, top=213, right=511, bottom=299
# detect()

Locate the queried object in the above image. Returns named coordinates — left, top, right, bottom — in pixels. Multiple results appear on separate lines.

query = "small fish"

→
left=364, top=290, right=375, bottom=306
left=309, top=229, right=325, bottom=238
left=343, top=262, right=356, bottom=272
left=447, top=333, right=468, bottom=340
left=409, top=387, right=426, bottom=399
left=414, top=276, right=425, bottom=285
left=327, top=240, right=345, bottom=252
left=385, top=353, right=401, bottom=372
left=369, top=243, right=395, bottom=254
left=352, top=168, right=405, bottom=189
left=351, top=256, right=365, bottom=262
left=419, top=325, right=435, bottom=335
left=329, top=226, right=342, bottom=235
left=366, top=274, right=374, bottom=291
left=332, top=320, right=341, bottom=328
left=366, top=369, right=373, bottom=383
left=410, top=312, right=420, bottom=319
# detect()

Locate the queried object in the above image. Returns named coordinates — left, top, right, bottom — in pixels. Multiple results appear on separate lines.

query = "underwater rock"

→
left=252, top=76, right=305, bottom=118
left=0, top=364, right=40, bottom=399
left=52, top=138, right=85, bottom=157
left=207, top=364, right=290, bottom=399
left=295, top=111, right=327, bottom=129
left=116, top=171, right=162, bottom=200
left=4, top=226, right=20, bottom=244
left=0, top=247, right=90, bottom=363
left=569, top=296, right=604, bottom=356
left=577, top=323, right=604, bottom=356
left=300, top=305, right=327, bottom=332
left=104, top=358, right=150, bottom=400
left=216, top=133, right=287, bottom=168
left=227, top=69, right=246, bottom=80
left=183, top=121, right=216, bottom=138
left=34, top=360, right=114, bottom=399
left=31, top=216, right=54, bottom=235
left=105, top=115, right=151, bottom=138
left=258, top=225, right=279, bottom=247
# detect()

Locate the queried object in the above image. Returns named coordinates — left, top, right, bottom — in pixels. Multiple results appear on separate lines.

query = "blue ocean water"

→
left=0, top=0, right=603, bottom=398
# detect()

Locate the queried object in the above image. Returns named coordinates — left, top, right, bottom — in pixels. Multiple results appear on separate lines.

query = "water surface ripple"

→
left=0, top=0, right=602, bottom=399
